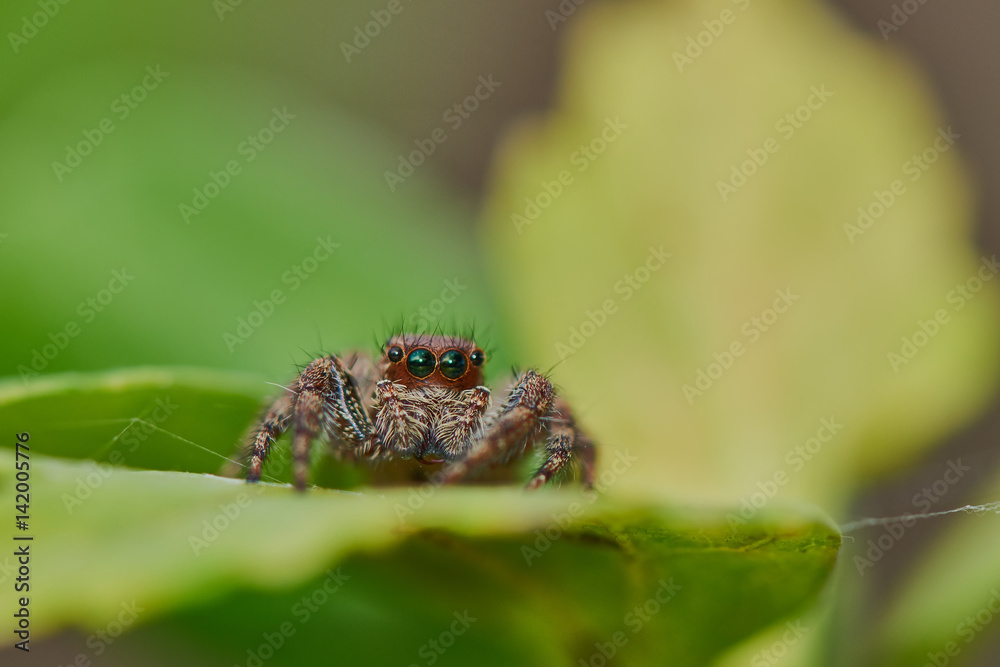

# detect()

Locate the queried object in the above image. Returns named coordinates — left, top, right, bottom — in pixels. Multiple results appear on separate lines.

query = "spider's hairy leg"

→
left=336, top=351, right=379, bottom=462
left=526, top=396, right=596, bottom=490
left=240, top=355, right=375, bottom=490
left=342, top=351, right=379, bottom=410
left=439, top=370, right=553, bottom=484
left=291, top=390, right=323, bottom=490
left=242, top=390, right=296, bottom=482
left=290, top=355, right=376, bottom=490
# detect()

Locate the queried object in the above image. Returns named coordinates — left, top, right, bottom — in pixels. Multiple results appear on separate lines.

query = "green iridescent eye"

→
left=406, top=349, right=435, bottom=378
left=439, top=349, right=467, bottom=380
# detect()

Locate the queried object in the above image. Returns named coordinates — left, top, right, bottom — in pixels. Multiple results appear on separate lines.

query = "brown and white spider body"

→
left=237, top=333, right=596, bottom=490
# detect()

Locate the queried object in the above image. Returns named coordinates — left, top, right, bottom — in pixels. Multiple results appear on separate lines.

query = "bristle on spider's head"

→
left=378, top=316, right=486, bottom=352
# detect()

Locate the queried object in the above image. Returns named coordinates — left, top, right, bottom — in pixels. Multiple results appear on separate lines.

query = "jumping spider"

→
left=236, top=333, right=596, bottom=490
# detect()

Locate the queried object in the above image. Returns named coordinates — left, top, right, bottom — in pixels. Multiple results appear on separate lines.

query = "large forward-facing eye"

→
left=406, top=348, right=436, bottom=378
left=439, top=349, right=467, bottom=380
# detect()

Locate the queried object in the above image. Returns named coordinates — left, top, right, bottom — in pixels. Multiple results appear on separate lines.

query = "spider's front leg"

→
left=525, top=395, right=596, bottom=490
left=439, top=370, right=596, bottom=489
left=243, top=389, right=297, bottom=482
left=240, top=355, right=375, bottom=490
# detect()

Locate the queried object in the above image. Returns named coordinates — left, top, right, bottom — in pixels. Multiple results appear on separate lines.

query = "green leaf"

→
left=0, top=450, right=839, bottom=667
left=480, top=0, right=1000, bottom=513
left=0, top=367, right=266, bottom=476
left=478, top=3, right=1000, bottom=663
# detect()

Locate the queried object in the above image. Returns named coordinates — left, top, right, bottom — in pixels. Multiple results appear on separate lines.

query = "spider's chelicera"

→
left=236, top=333, right=596, bottom=490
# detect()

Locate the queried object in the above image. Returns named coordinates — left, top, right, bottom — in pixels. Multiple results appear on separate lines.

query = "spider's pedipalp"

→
left=438, top=370, right=554, bottom=484
left=372, top=379, right=429, bottom=457
left=434, top=386, right=491, bottom=458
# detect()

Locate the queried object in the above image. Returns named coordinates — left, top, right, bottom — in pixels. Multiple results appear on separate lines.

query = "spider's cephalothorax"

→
left=236, top=333, right=596, bottom=490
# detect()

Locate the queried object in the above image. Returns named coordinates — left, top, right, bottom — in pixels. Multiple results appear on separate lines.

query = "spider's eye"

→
left=439, top=349, right=467, bottom=380
left=469, top=350, right=485, bottom=367
left=406, top=349, right=436, bottom=378
left=387, top=345, right=403, bottom=363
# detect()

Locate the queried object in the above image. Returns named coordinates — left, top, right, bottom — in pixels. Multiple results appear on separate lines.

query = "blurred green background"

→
left=2, top=0, right=1000, bottom=665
